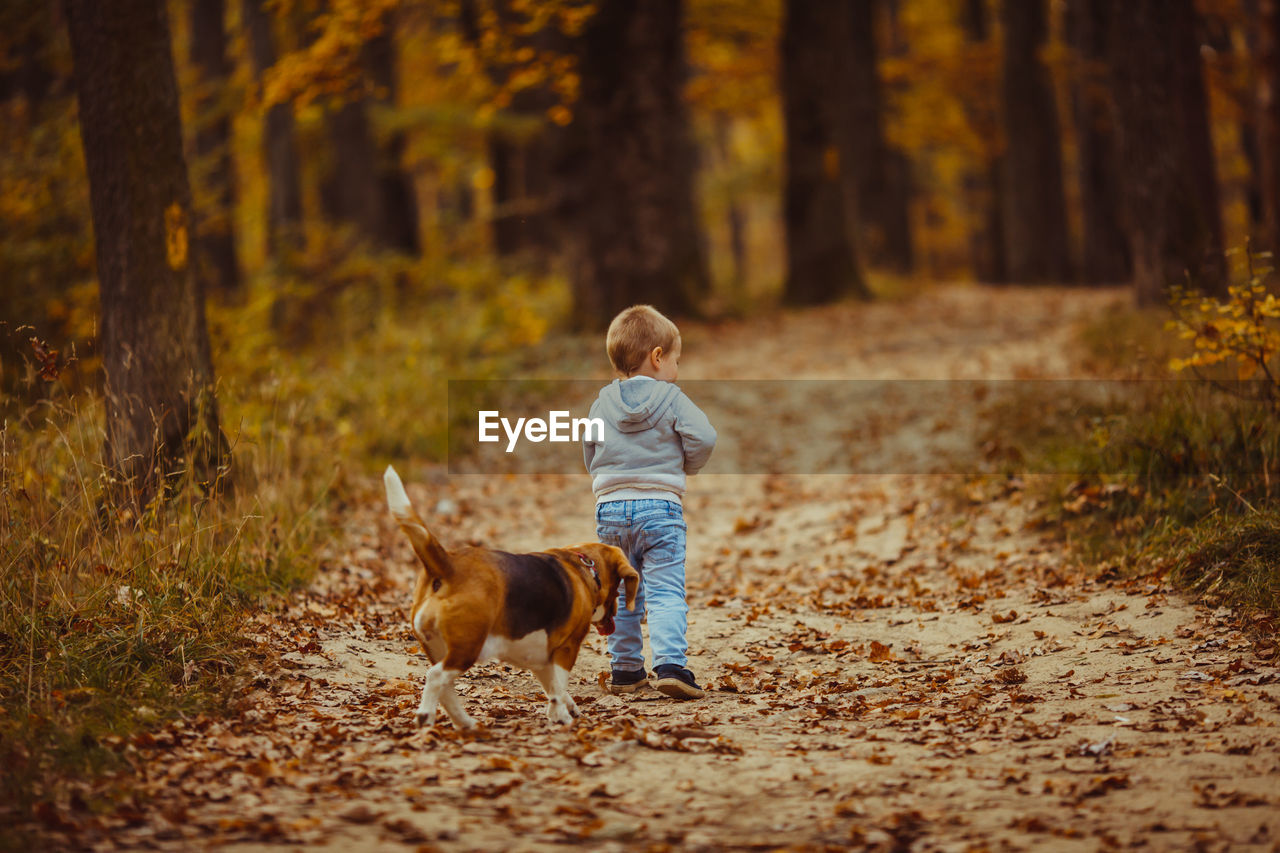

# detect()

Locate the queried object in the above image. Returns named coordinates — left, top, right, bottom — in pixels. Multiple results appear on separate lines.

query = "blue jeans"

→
left=595, top=499, right=689, bottom=671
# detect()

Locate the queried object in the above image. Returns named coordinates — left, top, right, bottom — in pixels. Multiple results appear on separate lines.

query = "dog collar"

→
left=575, top=552, right=601, bottom=589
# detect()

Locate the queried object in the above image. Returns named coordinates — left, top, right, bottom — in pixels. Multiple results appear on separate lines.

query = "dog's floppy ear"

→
left=617, top=556, right=640, bottom=612
left=585, top=544, right=640, bottom=612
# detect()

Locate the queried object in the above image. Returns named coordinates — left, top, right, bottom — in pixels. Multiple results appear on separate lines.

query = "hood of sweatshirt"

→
left=594, top=378, right=682, bottom=433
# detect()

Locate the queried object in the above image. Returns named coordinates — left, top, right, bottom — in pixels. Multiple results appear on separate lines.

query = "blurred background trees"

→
left=189, top=0, right=242, bottom=299
left=999, top=0, right=1071, bottom=283
left=779, top=0, right=867, bottom=304
left=558, top=0, right=708, bottom=327
left=1111, top=0, right=1226, bottom=304
left=3, top=0, right=1278, bottom=391
left=1064, top=0, right=1129, bottom=285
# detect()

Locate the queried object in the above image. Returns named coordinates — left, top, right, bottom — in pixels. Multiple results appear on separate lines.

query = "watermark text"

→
left=478, top=410, right=604, bottom=453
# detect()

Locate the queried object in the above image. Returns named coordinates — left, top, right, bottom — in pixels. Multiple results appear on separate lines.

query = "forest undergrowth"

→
left=988, top=252, right=1280, bottom=623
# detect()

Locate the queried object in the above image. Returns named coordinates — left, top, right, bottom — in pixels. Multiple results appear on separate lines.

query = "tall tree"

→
left=363, top=13, right=420, bottom=256
left=65, top=0, right=227, bottom=507
left=558, top=0, right=708, bottom=327
left=459, top=0, right=562, bottom=262
left=959, top=0, right=1007, bottom=283
left=320, top=10, right=419, bottom=255
left=488, top=110, right=557, bottom=261
left=0, top=0, right=54, bottom=115
left=1260, top=0, right=1280, bottom=253
left=321, top=98, right=383, bottom=242
left=841, top=0, right=912, bottom=274
left=189, top=0, right=241, bottom=296
left=242, top=0, right=304, bottom=257
left=1065, top=0, right=1130, bottom=283
left=780, top=0, right=868, bottom=305
left=1109, top=0, right=1226, bottom=303
left=1000, top=0, right=1072, bottom=282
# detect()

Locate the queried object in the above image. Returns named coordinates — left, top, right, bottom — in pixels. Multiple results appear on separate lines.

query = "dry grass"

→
left=0, top=261, right=574, bottom=841
left=0, top=386, right=325, bottom=831
left=1167, top=510, right=1280, bottom=616
left=994, top=303, right=1280, bottom=618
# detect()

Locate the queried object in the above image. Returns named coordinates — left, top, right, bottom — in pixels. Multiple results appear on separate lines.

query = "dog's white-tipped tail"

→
left=384, top=465, right=455, bottom=583
left=384, top=465, right=412, bottom=519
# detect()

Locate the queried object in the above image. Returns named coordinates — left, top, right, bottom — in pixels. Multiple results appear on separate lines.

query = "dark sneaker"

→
left=652, top=664, right=704, bottom=700
left=608, top=668, right=648, bottom=694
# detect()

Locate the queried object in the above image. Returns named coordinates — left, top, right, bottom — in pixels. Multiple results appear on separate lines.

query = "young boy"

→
left=582, top=305, right=716, bottom=699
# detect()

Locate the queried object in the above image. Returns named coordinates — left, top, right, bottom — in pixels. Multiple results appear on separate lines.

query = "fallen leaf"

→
left=339, top=804, right=381, bottom=824
left=869, top=641, right=894, bottom=663
left=1080, top=774, right=1130, bottom=798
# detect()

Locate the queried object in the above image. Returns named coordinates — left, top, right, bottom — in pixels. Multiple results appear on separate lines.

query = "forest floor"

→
left=55, top=285, right=1280, bottom=851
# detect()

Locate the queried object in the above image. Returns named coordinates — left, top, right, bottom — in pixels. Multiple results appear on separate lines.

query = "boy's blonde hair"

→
left=606, top=305, right=680, bottom=375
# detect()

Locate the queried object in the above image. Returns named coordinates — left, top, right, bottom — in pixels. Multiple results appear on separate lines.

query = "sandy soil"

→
left=61, top=285, right=1280, bottom=851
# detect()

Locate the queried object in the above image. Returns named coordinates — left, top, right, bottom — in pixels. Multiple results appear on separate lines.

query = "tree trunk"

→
left=1000, top=0, right=1073, bottom=282
left=490, top=131, right=557, bottom=259
left=363, top=14, right=420, bottom=256
left=473, top=0, right=561, bottom=262
left=1241, top=108, right=1265, bottom=233
left=242, top=0, right=304, bottom=257
left=780, top=0, right=868, bottom=306
left=1179, top=8, right=1228, bottom=276
left=1066, top=0, right=1131, bottom=283
left=321, top=100, right=384, bottom=243
left=1260, top=0, right=1280, bottom=253
left=842, top=0, right=913, bottom=274
left=0, top=0, right=55, bottom=116
left=558, top=0, right=709, bottom=328
left=189, top=0, right=241, bottom=297
left=959, top=0, right=1007, bottom=283
left=65, top=0, right=227, bottom=509
left=320, top=11, right=419, bottom=255
left=1109, top=0, right=1226, bottom=303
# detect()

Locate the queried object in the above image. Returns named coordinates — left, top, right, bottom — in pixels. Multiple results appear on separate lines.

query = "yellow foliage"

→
left=882, top=0, right=1001, bottom=277
left=471, top=165, right=496, bottom=190
left=547, top=104, right=573, bottom=126
left=261, top=0, right=402, bottom=108
left=1167, top=249, right=1280, bottom=401
left=685, top=0, right=780, bottom=117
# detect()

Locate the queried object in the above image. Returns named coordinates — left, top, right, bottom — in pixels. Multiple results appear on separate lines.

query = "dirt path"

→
left=78, top=286, right=1280, bottom=851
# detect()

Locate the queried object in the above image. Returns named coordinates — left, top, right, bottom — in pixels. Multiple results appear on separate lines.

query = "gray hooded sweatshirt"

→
left=583, top=377, right=716, bottom=503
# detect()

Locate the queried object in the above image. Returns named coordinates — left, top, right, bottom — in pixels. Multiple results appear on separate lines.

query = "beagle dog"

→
left=383, top=466, right=639, bottom=729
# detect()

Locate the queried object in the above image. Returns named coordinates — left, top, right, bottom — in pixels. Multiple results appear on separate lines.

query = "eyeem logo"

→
left=478, top=410, right=604, bottom=453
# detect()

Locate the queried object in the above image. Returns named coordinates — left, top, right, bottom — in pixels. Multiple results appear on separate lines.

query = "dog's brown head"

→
left=565, top=543, right=639, bottom=636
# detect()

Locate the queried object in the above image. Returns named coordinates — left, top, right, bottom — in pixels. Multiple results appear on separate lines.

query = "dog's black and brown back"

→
left=497, top=551, right=575, bottom=638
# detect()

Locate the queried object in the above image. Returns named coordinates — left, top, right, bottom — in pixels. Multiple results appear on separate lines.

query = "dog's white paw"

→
left=546, top=698, right=574, bottom=726
left=415, top=709, right=436, bottom=728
